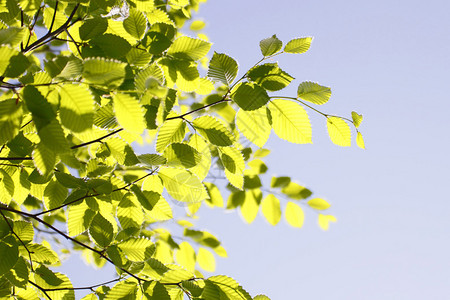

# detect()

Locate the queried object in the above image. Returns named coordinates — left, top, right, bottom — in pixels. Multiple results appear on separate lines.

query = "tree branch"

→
left=29, top=280, right=53, bottom=300
left=165, top=98, right=231, bottom=121
left=71, top=128, right=124, bottom=149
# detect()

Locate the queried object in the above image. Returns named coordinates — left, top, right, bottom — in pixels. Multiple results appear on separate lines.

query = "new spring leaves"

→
left=0, top=1, right=365, bottom=298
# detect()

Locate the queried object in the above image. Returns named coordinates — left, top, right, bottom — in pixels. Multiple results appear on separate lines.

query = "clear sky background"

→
left=188, top=0, right=450, bottom=299
left=60, top=1, right=450, bottom=299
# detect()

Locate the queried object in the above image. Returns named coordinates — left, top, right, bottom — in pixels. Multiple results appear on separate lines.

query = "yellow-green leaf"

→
left=240, top=190, right=261, bottom=224
left=167, top=36, right=211, bottom=61
left=285, top=202, right=304, bottom=228
left=158, top=167, right=208, bottom=203
left=352, top=111, right=363, bottom=128
left=113, top=93, right=145, bottom=135
left=261, top=194, right=281, bottom=225
left=156, top=119, right=186, bottom=152
left=188, top=134, right=212, bottom=181
left=192, top=115, right=234, bottom=147
left=236, top=107, right=271, bottom=147
left=297, top=81, right=331, bottom=105
left=284, top=37, right=313, bottom=54
left=356, top=131, right=365, bottom=149
left=59, top=84, right=94, bottom=133
left=118, top=238, right=154, bottom=262
left=0, top=99, right=22, bottom=144
left=326, top=117, right=351, bottom=147
left=175, top=241, right=196, bottom=272
left=318, top=214, right=337, bottom=231
left=231, top=82, right=270, bottom=111
left=259, top=34, right=283, bottom=57
left=32, top=143, right=55, bottom=176
left=269, top=99, right=312, bottom=144
left=307, top=198, right=331, bottom=210
left=197, top=247, right=215, bottom=272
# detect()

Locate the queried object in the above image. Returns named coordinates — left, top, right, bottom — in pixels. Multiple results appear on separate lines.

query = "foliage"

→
left=0, top=0, right=364, bottom=299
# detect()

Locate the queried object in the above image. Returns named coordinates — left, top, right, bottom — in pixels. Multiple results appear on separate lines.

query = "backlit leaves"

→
left=207, top=52, right=239, bottom=86
left=297, top=81, right=331, bottom=105
left=113, top=93, right=146, bottom=134
left=123, top=8, right=147, bottom=40
left=59, top=84, right=94, bottom=133
left=158, top=167, right=208, bottom=203
left=192, top=115, right=234, bottom=147
left=268, top=99, right=312, bottom=144
left=284, top=37, right=313, bottom=54
left=285, top=202, right=304, bottom=228
left=231, top=82, right=270, bottom=111
left=352, top=111, right=363, bottom=128
left=82, top=58, right=126, bottom=88
left=260, top=35, right=283, bottom=56
left=318, top=214, right=337, bottom=231
left=236, top=107, right=271, bottom=147
left=247, top=63, right=294, bottom=91
left=167, top=36, right=212, bottom=61
left=0, top=99, right=22, bottom=144
left=261, top=194, right=281, bottom=225
left=326, top=117, right=351, bottom=147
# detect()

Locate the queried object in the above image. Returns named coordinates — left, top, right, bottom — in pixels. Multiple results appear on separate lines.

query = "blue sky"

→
left=60, top=1, right=450, bottom=299
left=188, top=0, right=450, bottom=299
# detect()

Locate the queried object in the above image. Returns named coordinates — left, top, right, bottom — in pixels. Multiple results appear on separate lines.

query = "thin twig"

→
left=71, top=128, right=124, bottom=149
left=29, top=280, right=53, bottom=300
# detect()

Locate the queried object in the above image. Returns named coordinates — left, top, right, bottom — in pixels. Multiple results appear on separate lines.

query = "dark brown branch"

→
left=48, top=1, right=59, bottom=33
left=165, top=98, right=231, bottom=121
left=24, top=3, right=80, bottom=53
left=33, top=192, right=98, bottom=217
left=71, top=128, right=124, bottom=149
left=0, top=157, right=32, bottom=161
left=0, top=206, right=146, bottom=283
left=38, top=278, right=121, bottom=292
left=0, top=210, right=34, bottom=272
left=28, top=280, right=53, bottom=300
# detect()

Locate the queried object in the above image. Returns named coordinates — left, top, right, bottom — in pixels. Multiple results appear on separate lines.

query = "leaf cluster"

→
left=0, top=1, right=364, bottom=299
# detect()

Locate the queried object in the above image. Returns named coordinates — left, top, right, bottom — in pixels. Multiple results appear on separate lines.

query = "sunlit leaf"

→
left=356, top=131, right=365, bottom=149
left=123, top=8, right=147, bottom=40
left=268, top=99, right=312, bottom=144
left=156, top=119, right=186, bottom=153
left=261, top=194, right=281, bottom=225
left=247, top=63, right=294, bottom=91
left=197, top=247, right=216, bottom=272
left=167, top=36, right=211, bottom=61
left=0, top=99, right=23, bottom=145
left=118, top=238, right=154, bottom=262
left=352, top=111, right=363, bottom=128
left=192, top=115, right=234, bottom=147
left=285, top=202, right=304, bottom=228
left=326, top=116, right=351, bottom=147
left=318, top=214, right=337, bottom=231
left=297, top=81, right=331, bottom=105
left=59, top=84, right=94, bottom=133
left=176, top=241, right=196, bottom=272
left=259, top=35, right=283, bottom=56
left=113, top=93, right=146, bottom=134
left=207, top=52, right=238, bottom=86
left=236, top=107, right=271, bottom=147
left=231, top=82, right=270, bottom=111
left=307, top=198, right=331, bottom=210
left=284, top=37, right=313, bottom=54
left=89, top=213, right=114, bottom=248
left=158, top=167, right=208, bottom=203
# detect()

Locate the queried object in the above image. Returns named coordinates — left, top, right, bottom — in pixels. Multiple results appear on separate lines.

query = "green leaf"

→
left=59, top=84, right=94, bottom=133
left=89, top=213, right=114, bottom=248
left=192, top=115, right=234, bottom=147
left=254, top=295, right=271, bottom=300
left=268, top=99, right=312, bottom=144
left=158, top=167, right=208, bottom=203
left=141, top=31, right=172, bottom=55
left=167, top=36, right=212, bottom=61
left=156, top=119, right=186, bottom=153
left=259, top=35, right=283, bottom=56
left=118, top=193, right=144, bottom=232
left=284, top=37, right=313, bottom=54
left=0, top=169, right=14, bottom=205
left=68, top=201, right=96, bottom=237
left=160, top=269, right=194, bottom=284
left=79, top=17, right=108, bottom=40
left=236, top=107, right=271, bottom=147
left=285, top=201, right=304, bottom=228
left=0, top=236, right=18, bottom=276
left=352, top=111, right=363, bottom=128
left=163, top=142, right=202, bottom=168
left=37, top=119, right=70, bottom=153
left=231, top=82, right=270, bottom=111
left=0, top=99, right=22, bottom=144
left=3, top=52, right=30, bottom=77
left=123, top=8, right=147, bottom=40
left=22, top=85, right=55, bottom=130
left=297, top=81, right=332, bottom=105
left=82, top=57, right=126, bottom=89
left=207, top=52, right=239, bottom=86
left=91, top=33, right=132, bottom=59
left=113, top=93, right=145, bottom=134
left=318, top=214, right=337, bottom=231
left=118, top=238, right=154, bottom=262
left=261, top=194, right=281, bottom=225
left=247, top=63, right=294, bottom=91
left=55, top=172, right=86, bottom=189
left=195, top=248, right=215, bottom=273
left=105, top=281, right=138, bottom=300
left=159, top=58, right=200, bottom=92
left=326, top=117, right=351, bottom=147
left=144, top=281, right=170, bottom=299
left=106, top=138, right=139, bottom=166
left=175, top=241, right=196, bottom=272
left=138, top=154, right=167, bottom=166
left=356, top=131, right=365, bottom=149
